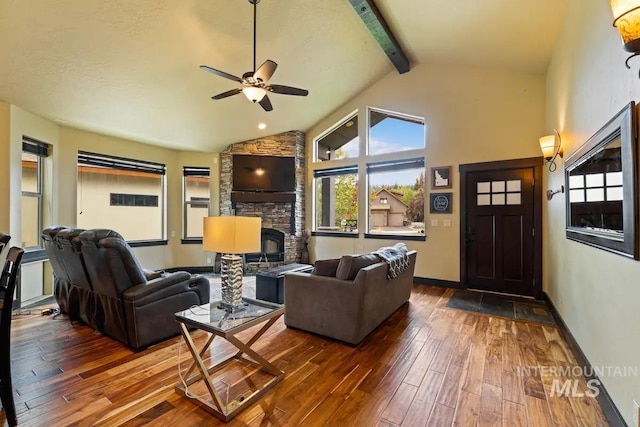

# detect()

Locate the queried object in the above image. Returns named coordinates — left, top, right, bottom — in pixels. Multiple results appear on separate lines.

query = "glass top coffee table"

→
left=174, top=298, right=285, bottom=422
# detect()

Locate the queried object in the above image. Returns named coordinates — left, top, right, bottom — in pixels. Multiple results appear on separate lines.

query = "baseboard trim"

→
left=164, top=266, right=212, bottom=274
left=413, top=277, right=463, bottom=289
left=543, top=292, right=626, bottom=427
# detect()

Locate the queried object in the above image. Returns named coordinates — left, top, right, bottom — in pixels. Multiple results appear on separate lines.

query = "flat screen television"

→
left=232, top=154, right=296, bottom=192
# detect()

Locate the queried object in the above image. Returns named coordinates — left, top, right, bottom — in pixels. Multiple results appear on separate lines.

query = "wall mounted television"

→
left=232, top=154, right=296, bottom=192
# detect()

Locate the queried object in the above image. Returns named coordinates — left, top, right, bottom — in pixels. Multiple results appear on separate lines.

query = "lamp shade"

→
left=203, top=216, right=261, bottom=254
left=242, top=86, right=267, bottom=102
left=539, top=134, right=557, bottom=160
left=611, top=0, right=640, bottom=52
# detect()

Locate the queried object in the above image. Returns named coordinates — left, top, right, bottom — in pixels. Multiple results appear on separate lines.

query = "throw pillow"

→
left=336, top=253, right=381, bottom=280
left=313, top=258, right=340, bottom=277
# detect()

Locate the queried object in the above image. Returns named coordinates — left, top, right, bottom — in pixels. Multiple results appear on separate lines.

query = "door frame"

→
left=459, top=157, right=543, bottom=299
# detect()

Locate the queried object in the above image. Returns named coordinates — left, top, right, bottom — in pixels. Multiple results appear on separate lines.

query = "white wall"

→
left=0, top=106, right=221, bottom=272
left=0, top=102, right=10, bottom=233
left=9, top=105, right=59, bottom=244
left=306, top=63, right=546, bottom=281
left=544, top=0, right=640, bottom=424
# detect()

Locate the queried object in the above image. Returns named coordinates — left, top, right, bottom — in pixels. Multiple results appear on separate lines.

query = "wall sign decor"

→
left=430, top=192, right=452, bottom=214
left=431, top=166, right=452, bottom=189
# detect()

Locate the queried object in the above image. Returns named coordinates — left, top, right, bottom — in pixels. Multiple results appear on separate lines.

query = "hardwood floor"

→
left=1, top=286, right=608, bottom=426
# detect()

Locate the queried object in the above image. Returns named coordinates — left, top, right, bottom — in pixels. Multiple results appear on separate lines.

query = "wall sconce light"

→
left=547, top=185, right=565, bottom=201
left=539, top=130, right=563, bottom=172
left=610, top=0, right=640, bottom=73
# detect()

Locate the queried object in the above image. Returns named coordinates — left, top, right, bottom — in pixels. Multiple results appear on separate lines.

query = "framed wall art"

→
left=431, top=166, right=452, bottom=189
left=430, top=192, right=452, bottom=214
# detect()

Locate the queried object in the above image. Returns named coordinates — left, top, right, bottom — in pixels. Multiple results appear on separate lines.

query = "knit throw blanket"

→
left=374, top=243, right=410, bottom=279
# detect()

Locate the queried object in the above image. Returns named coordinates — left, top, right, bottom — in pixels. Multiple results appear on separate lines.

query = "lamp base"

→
left=219, top=254, right=244, bottom=312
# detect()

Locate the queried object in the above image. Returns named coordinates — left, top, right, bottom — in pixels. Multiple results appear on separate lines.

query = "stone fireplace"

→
left=220, top=131, right=305, bottom=273
left=245, top=228, right=285, bottom=263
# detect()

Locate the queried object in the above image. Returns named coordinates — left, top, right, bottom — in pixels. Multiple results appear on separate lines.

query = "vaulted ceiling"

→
left=0, top=0, right=568, bottom=152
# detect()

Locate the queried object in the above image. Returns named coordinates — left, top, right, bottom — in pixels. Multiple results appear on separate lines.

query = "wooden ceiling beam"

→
left=348, top=0, right=410, bottom=74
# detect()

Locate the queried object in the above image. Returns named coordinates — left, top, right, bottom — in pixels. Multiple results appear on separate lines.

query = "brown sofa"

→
left=284, top=250, right=417, bottom=345
left=42, top=226, right=210, bottom=350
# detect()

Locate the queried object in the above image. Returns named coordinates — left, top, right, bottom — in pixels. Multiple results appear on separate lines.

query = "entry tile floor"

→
left=445, top=289, right=556, bottom=325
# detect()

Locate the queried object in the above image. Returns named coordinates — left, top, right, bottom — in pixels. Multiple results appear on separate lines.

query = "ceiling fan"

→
left=200, top=0, right=309, bottom=112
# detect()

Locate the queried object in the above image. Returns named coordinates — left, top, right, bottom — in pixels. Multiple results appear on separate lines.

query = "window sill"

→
left=181, top=238, right=203, bottom=245
left=128, top=240, right=168, bottom=248
left=22, top=249, right=48, bottom=263
left=312, top=231, right=359, bottom=238
left=364, top=233, right=426, bottom=242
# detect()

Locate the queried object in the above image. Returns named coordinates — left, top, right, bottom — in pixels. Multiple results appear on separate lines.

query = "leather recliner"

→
left=55, top=228, right=96, bottom=328
left=43, top=227, right=210, bottom=350
left=42, top=226, right=74, bottom=316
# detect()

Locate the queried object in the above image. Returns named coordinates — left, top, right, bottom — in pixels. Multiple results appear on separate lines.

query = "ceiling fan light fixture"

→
left=242, top=86, right=267, bottom=102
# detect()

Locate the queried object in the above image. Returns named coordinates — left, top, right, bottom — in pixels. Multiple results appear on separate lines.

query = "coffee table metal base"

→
left=174, top=314, right=284, bottom=421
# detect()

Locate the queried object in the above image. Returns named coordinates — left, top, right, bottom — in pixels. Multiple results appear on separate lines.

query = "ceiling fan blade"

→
left=199, top=65, right=243, bottom=83
left=211, top=88, right=242, bottom=100
left=268, top=84, right=309, bottom=96
left=259, top=94, right=273, bottom=112
left=254, top=60, right=278, bottom=83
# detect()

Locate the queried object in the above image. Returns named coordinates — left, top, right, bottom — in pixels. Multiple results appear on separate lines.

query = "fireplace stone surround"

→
left=220, top=131, right=305, bottom=274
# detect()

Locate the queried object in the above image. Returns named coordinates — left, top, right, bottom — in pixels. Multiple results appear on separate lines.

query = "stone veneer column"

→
left=220, top=131, right=305, bottom=272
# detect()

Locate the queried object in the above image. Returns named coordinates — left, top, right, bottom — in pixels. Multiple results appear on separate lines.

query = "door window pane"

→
left=477, top=182, right=491, bottom=193
left=492, top=194, right=505, bottom=205
left=492, top=181, right=505, bottom=192
left=506, top=180, right=521, bottom=192
left=506, top=193, right=522, bottom=205
left=477, top=194, right=491, bottom=206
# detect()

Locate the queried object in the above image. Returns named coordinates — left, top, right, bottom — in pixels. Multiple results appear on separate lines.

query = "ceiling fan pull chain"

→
left=253, top=0, right=257, bottom=72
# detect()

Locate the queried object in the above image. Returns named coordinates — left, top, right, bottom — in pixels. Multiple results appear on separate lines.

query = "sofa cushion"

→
left=336, top=253, right=381, bottom=280
left=313, top=258, right=340, bottom=277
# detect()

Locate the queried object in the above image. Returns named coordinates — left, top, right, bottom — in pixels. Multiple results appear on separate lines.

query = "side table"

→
left=256, top=263, right=313, bottom=304
left=174, top=298, right=285, bottom=421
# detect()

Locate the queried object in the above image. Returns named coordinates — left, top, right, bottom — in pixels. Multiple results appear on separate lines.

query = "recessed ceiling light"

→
left=258, top=123, right=267, bottom=130
left=346, top=121, right=354, bottom=127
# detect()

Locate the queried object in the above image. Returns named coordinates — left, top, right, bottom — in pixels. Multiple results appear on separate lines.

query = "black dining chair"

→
left=0, top=247, right=24, bottom=426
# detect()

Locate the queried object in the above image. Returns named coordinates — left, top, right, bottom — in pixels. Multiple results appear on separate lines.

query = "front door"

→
left=460, top=159, right=542, bottom=297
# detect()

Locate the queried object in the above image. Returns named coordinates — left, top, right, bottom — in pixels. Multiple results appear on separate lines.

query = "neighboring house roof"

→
left=371, top=188, right=408, bottom=207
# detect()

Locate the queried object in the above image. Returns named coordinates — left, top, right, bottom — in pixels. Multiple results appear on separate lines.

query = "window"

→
left=314, top=166, right=359, bottom=233
left=110, top=193, right=158, bottom=207
left=77, top=152, right=166, bottom=242
left=369, top=108, right=425, bottom=155
left=21, top=137, right=49, bottom=249
left=367, top=158, right=425, bottom=236
left=314, top=112, right=359, bottom=162
left=183, top=167, right=210, bottom=240
left=312, top=108, right=425, bottom=239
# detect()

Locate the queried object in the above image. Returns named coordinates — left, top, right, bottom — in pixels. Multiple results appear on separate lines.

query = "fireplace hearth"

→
left=246, top=228, right=285, bottom=263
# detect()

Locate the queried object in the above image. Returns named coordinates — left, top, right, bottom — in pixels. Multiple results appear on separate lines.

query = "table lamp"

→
left=203, top=216, right=261, bottom=311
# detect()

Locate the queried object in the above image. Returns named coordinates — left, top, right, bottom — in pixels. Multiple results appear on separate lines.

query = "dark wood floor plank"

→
left=1, top=285, right=611, bottom=427
left=401, top=369, right=443, bottom=426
